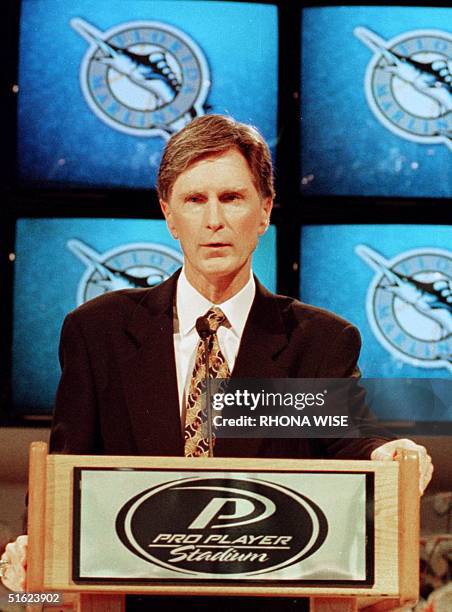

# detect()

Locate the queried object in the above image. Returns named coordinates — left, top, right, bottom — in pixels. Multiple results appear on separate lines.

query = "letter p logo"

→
left=174, top=485, right=276, bottom=529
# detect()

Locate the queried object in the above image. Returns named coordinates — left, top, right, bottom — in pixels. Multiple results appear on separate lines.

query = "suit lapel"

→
left=120, top=272, right=184, bottom=456
left=232, top=278, right=289, bottom=378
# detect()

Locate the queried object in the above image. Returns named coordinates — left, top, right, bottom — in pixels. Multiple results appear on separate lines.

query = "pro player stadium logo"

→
left=354, top=27, right=452, bottom=149
left=71, top=18, right=210, bottom=138
left=67, top=239, right=183, bottom=305
left=356, top=245, right=452, bottom=372
left=115, top=477, right=328, bottom=577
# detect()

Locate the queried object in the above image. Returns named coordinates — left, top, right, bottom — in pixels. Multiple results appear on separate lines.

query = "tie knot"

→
left=205, top=307, right=230, bottom=332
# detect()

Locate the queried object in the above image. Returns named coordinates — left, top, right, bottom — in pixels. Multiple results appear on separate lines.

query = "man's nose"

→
left=204, top=198, right=225, bottom=229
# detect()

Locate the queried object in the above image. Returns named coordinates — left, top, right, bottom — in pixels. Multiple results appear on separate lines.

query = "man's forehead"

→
left=173, top=147, right=256, bottom=190
left=186, top=147, right=246, bottom=170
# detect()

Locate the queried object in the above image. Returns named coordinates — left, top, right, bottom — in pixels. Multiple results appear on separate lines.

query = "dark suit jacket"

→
left=50, top=271, right=391, bottom=459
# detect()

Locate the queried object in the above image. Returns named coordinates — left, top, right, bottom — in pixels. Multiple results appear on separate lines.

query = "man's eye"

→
left=186, top=195, right=204, bottom=203
left=222, top=193, right=241, bottom=202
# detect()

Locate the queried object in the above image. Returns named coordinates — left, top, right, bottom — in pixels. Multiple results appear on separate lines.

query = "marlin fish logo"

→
left=355, top=27, right=452, bottom=114
left=72, top=18, right=181, bottom=107
left=68, top=240, right=167, bottom=290
left=356, top=245, right=452, bottom=371
left=68, top=239, right=183, bottom=305
left=357, top=245, right=452, bottom=334
left=72, top=18, right=210, bottom=138
left=354, top=27, right=452, bottom=149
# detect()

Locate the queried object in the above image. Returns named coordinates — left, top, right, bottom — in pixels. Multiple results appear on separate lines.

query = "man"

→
left=1, top=115, right=432, bottom=601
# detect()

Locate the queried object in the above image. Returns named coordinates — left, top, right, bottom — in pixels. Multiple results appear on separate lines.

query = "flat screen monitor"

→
left=300, top=5, right=452, bottom=198
left=17, top=0, right=277, bottom=189
left=299, top=224, right=451, bottom=424
left=11, top=217, right=276, bottom=417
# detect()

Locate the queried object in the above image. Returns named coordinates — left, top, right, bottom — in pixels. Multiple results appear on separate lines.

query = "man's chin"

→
left=202, top=264, right=235, bottom=280
left=198, top=259, right=245, bottom=282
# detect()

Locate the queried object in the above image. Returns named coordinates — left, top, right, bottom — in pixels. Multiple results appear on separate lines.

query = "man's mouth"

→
left=201, top=243, right=231, bottom=248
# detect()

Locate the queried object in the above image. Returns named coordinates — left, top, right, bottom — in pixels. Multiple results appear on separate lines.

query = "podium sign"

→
left=27, top=446, right=420, bottom=612
left=73, top=468, right=373, bottom=584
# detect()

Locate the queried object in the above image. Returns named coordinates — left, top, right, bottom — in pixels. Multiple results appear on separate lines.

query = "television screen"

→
left=17, top=0, right=277, bottom=189
left=11, top=217, right=277, bottom=416
left=299, top=224, right=452, bottom=425
left=299, top=224, right=451, bottom=378
left=300, top=6, right=452, bottom=198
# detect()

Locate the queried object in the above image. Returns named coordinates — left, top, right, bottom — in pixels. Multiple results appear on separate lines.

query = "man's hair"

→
left=157, top=114, right=275, bottom=201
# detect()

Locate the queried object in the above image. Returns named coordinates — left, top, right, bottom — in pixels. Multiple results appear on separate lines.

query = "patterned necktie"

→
left=184, top=307, right=231, bottom=457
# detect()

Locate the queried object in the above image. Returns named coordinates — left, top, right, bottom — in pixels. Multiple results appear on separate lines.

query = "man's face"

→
left=160, top=148, right=272, bottom=295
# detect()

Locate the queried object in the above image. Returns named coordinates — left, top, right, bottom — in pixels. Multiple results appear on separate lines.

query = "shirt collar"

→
left=176, top=268, right=256, bottom=339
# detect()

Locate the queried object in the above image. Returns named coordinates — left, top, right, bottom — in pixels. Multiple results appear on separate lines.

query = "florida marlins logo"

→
left=67, top=239, right=183, bottom=305
left=356, top=245, right=452, bottom=372
left=354, top=27, right=452, bottom=149
left=71, top=18, right=210, bottom=138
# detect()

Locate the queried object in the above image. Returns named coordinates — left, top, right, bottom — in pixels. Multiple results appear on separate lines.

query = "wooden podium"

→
left=26, top=442, right=419, bottom=612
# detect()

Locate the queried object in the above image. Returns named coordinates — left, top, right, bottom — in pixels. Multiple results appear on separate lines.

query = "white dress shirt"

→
left=174, top=268, right=255, bottom=413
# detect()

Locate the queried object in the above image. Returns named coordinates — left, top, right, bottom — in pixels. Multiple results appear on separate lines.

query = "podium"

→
left=26, top=442, right=419, bottom=612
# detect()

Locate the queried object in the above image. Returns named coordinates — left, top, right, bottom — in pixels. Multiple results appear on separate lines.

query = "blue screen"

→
left=299, top=225, right=452, bottom=382
left=17, top=0, right=277, bottom=189
left=300, top=6, right=452, bottom=198
left=11, top=218, right=276, bottom=415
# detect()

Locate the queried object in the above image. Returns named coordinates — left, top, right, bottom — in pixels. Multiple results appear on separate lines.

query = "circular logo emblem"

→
left=354, top=27, right=452, bottom=149
left=67, top=239, right=183, bottom=305
left=116, top=477, right=328, bottom=577
left=356, top=245, right=452, bottom=372
left=71, top=18, right=210, bottom=138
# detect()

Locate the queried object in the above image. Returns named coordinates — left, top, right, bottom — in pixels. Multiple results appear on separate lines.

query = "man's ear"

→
left=160, top=199, right=179, bottom=239
left=258, top=197, right=273, bottom=235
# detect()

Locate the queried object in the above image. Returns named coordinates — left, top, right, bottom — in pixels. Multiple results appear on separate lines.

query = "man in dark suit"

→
left=50, top=113, right=393, bottom=461
left=50, top=268, right=390, bottom=460
left=1, top=115, right=432, bottom=603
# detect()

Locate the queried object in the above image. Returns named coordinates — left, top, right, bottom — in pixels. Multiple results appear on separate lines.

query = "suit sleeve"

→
left=49, top=312, right=102, bottom=454
left=316, top=324, right=395, bottom=459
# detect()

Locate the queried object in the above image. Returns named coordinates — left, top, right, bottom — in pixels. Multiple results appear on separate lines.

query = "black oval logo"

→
left=116, top=477, right=328, bottom=577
